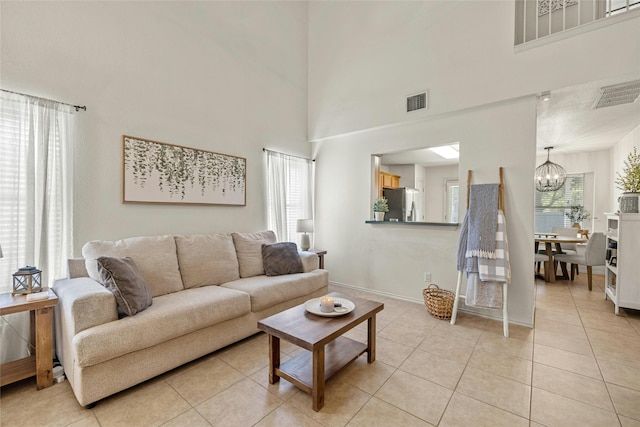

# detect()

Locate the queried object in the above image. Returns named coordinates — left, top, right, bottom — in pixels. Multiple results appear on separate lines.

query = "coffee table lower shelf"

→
left=276, top=336, right=367, bottom=393
left=258, top=292, right=384, bottom=411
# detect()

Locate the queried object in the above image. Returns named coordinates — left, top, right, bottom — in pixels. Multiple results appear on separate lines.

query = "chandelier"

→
left=535, top=146, right=566, bottom=192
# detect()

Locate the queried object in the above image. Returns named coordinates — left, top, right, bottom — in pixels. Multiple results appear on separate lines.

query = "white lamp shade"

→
left=296, top=219, right=314, bottom=233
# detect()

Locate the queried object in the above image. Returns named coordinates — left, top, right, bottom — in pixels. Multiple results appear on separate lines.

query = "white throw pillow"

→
left=175, top=234, right=240, bottom=288
left=232, top=231, right=277, bottom=278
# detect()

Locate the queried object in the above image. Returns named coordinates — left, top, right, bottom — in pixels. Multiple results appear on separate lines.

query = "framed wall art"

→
left=123, top=135, right=246, bottom=206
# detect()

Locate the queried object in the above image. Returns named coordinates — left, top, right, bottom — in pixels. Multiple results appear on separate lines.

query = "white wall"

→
left=612, top=125, right=640, bottom=209
left=308, top=1, right=640, bottom=141
left=1, top=1, right=309, bottom=254
left=309, top=1, right=639, bottom=326
left=314, top=97, right=538, bottom=325
left=388, top=164, right=417, bottom=189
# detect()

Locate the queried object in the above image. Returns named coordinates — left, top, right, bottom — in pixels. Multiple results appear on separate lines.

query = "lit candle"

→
left=320, top=296, right=334, bottom=313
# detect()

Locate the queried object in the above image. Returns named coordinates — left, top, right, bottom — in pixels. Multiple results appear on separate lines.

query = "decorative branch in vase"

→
left=615, top=146, right=640, bottom=213
left=565, top=205, right=590, bottom=229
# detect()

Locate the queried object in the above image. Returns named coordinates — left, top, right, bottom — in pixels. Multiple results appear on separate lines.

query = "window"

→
left=535, top=174, right=584, bottom=233
left=265, top=150, right=314, bottom=243
left=0, top=92, right=75, bottom=293
left=1, top=91, right=76, bottom=363
left=445, top=180, right=459, bottom=223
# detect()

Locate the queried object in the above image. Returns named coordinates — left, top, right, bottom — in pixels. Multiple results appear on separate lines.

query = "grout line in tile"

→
left=6, top=276, right=640, bottom=427
left=529, top=310, right=537, bottom=425
left=531, top=385, right=618, bottom=416
left=535, top=275, right=633, bottom=427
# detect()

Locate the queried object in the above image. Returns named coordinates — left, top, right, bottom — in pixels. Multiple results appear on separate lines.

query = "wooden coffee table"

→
left=257, top=292, right=383, bottom=411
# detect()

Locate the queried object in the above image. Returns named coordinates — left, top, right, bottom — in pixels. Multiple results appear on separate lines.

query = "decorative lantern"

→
left=12, top=266, right=43, bottom=295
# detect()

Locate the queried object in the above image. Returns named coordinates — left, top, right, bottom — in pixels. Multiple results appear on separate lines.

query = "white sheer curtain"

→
left=266, top=150, right=314, bottom=244
left=0, top=91, right=75, bottom=362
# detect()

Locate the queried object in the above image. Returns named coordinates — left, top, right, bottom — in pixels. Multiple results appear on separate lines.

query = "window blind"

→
left=266, top=151, right=314, bottom=243
left=446, top=181, right=459, bottom=223
left=0, top=96, right=27, bottom=292
left=0, top=92, right=74, bottom=292
left=535, top=174, right=584, bottom=233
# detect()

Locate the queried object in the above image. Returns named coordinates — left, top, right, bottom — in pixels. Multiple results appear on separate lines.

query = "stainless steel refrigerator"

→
left=382, top=188, right=418, bottom=222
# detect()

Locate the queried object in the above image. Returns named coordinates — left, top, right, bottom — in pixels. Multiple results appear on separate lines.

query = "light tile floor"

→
left=2, top=274, right=640, bottom=426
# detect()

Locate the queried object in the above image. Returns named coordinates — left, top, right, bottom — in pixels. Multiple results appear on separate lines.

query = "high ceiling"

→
left=536, top=75, right=640, bottom=156
left=381, top=75, right=640, bottom=167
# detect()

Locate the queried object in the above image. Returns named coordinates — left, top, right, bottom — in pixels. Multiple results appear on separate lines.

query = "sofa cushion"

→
left=175, top=234, right=240, bottom=288
left=73, top=285, right=251, bottom=368
left=262, top=242, right=303, bottom=276
left=221, top=269, right=328, bottom=312
left=97, top=256, right=152, bottom=316
left=299, top=251, right=320, bottom=273
left=82, top=235, right=183, bottom=297
left=232, top=231, right=277, bottom=278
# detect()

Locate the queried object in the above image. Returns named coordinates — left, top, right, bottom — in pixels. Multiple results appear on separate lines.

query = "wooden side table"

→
left=309, top=249, right=327, bottom=269
left=0, top=288, right=58, bottom=389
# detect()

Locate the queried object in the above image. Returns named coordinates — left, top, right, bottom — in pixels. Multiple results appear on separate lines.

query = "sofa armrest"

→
left=299, top=251, right=320, bottom=273
left=67, top=258, right=88, bottom=278
left=54, top=277, right=118, bottom=335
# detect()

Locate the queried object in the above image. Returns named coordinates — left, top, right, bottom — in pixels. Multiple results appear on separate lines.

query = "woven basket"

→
left=422, top=284, right=455, bottom=320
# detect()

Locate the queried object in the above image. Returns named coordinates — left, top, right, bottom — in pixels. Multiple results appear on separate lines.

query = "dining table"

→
left=534, top=234, right=588, bottom=282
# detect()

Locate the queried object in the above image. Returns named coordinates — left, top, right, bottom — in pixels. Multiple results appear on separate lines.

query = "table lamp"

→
left=296, top=219, right=313, bottom=251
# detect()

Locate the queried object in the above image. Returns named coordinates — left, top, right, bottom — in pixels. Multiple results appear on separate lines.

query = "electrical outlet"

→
left=424, top=272, right=431, bottom=282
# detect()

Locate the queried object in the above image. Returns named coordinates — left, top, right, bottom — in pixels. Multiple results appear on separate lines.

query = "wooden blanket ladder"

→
left=450, top=168, right=509, bottom=338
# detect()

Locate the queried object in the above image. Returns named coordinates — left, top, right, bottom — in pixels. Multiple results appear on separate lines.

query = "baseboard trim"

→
left=329, top=280, right=534, bottom=328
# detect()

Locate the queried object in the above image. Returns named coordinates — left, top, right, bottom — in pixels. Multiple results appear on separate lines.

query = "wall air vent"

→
left=593, top=80, right=640, bottom=109
left=407, top=92, right=428, bottom=112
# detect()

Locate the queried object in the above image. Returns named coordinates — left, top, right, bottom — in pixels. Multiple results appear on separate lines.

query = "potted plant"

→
left=565, top=205, right=590, bottom=229
left=373, top=197, right=389, bottom=221
left=615, top=146, right=640, bottom=213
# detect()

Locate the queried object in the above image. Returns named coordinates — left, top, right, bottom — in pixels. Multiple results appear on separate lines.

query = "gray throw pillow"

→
left=97, top=256, right=153, bottom=316
left=262, top=242, right=304, bottom=276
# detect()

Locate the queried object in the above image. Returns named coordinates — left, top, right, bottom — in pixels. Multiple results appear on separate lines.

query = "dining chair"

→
left=554, top=232, right=606, bottom=291
left=535, top=253, right=550, bottom=280
left=547, top=227, right=581, bottom=277
left=551, top=227, right=579, bottom=254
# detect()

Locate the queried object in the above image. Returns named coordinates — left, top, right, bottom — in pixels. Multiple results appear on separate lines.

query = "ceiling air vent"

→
left=593, top=80, right=640, bottom=109
left=407, top=92, right=428, bottom=112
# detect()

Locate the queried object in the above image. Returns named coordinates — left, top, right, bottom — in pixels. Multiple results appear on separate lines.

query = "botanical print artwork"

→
left=538, top=0, right=578, bottom=16
left=123, top=136, right=246, bottom=205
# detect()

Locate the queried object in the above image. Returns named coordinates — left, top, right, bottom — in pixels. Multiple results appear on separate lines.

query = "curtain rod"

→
left=1, top=89, right=86, bottom=112
left=263, top=148, right=314, bottom=162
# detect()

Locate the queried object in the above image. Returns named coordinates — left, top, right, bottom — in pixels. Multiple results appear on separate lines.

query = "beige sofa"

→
left=53, top=231, right=328, bottom=407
